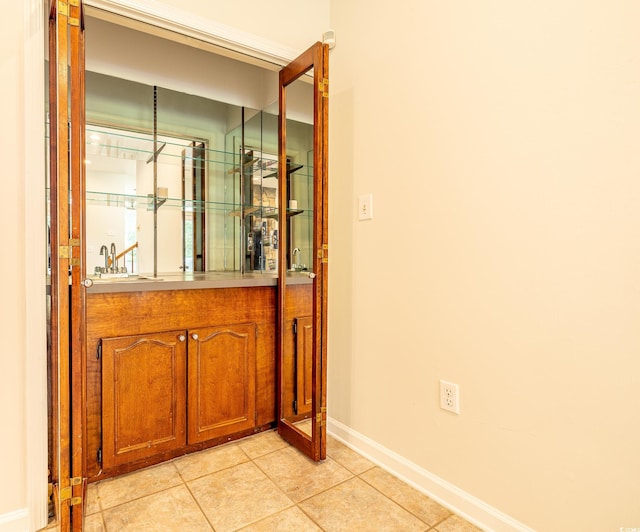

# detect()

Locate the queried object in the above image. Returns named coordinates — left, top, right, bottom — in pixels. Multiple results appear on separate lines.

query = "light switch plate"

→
left=358, top=193, right=373, bottom=221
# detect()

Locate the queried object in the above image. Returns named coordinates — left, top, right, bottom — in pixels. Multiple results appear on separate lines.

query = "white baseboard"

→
left=0, top=509, right=28, bottom=532
left=327, top=417, right=534, bottom=532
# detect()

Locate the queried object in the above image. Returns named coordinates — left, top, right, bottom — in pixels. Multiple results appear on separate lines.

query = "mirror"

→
left=85, top=74, right=245, bottom=276
left=85, top=124, right=200, bottom=274
left=277, top=42, right=329, bottom=461
left=84, top=73, right=308, bottom=276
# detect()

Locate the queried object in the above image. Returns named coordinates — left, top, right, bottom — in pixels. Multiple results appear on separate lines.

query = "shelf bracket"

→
left=146, top=142, right=166, bottom=164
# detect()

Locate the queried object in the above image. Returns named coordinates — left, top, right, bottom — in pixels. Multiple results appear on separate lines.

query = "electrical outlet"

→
left=358, top=193, right=373, bottom=221
left=440, top=380, right=460, bottom=414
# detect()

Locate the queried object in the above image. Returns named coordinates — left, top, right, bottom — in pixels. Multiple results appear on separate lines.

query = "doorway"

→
left=48, top=4, right=328, bottom=530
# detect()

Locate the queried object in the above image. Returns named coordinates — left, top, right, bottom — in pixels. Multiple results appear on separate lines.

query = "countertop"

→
left=85, top=271, right=313, bottom=294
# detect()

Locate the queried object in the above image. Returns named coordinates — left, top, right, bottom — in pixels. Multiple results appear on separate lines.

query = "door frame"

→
left=45, top=2, right=326, bottom=528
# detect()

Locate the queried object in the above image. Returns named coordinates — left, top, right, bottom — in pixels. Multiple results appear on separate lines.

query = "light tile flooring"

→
left=45, top=429, right=481, bottom=531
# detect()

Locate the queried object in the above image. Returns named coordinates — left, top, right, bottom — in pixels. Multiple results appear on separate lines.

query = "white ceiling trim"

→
left=83, top=0, right=302, bottom=69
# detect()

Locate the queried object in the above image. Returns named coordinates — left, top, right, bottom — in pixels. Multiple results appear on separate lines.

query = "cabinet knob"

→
left=308, top=272, right=316, bottom=279
left=191, top=333, right=199, bottom=340
left=178, top=334, right=186, bottom=342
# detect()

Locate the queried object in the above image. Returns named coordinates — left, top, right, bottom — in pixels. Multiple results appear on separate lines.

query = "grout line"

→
left=89, top=429, right=471, bottom=531
left=248, top=445, right=341, bottom=531
left=181, top=475, right=216, bottom=531
left=294, top=501, right=328, bottom=531
left=95, top=462, right=185, bottom=513
left=356, top=467, right=452, bottom=529
left=294, top=474, right=356, bottom=506
left=430, top=513, right=454, bottom=530
left=98, top=482, right=183, bottom=513
left=171, top=443, right=253, bottom=483
left=249, top=447, right=301, bottom=505
left=355, top=471, right=438, bottom=529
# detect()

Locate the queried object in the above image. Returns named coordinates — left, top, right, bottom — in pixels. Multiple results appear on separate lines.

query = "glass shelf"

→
left=85, top=190, right=313, bottom=216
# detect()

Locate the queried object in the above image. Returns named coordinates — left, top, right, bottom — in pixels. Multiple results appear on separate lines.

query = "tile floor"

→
left=44, top=428, right=481, bottom=531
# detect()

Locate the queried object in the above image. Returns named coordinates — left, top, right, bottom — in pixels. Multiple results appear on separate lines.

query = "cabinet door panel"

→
left=188, top=323, right=256, bottom=443
left=295, top=316, right=313, bottom=416
left=102, top=331, right=187, bottom=469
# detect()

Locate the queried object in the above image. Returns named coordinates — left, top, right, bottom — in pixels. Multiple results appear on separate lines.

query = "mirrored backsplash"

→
left=76, top=72, right=314, bottom=276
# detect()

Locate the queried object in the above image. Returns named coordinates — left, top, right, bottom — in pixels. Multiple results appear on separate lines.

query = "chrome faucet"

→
left=110, top=243, right=117, bottom=273
left=99, top=245, right=109, bottom=272
left=293, top=247, right=301, bottom=269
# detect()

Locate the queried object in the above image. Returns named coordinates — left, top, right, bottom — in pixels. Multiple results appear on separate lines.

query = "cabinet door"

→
left=187, top=323, right=256, bottom=444
left=295, top=316, right=313, bottom=417
left=102, top=331, right=187, bottom=469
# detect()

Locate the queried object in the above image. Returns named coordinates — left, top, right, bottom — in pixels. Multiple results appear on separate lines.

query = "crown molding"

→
left=84, top=0, right=302, bottom=70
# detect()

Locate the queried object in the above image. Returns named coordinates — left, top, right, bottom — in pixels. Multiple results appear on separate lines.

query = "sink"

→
left=98, top=272, right=130, bottom=279
left=91, top=274, right=163, bottom=283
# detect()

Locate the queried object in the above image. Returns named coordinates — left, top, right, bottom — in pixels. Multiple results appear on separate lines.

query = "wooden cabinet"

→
left=101, top=323, right=257, bottom=470
left=187, top=323, right=256, bottom=443
left=101, top=331, right=187, bottom=469
left=85, top=286, right=281, bottom=480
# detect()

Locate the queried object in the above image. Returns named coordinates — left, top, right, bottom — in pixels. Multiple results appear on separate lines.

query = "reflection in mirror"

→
left=85, top=72, right=313, bottom=276
left=228, top=109, right=280, bottom=273
left=280, top=75, right=315, bottom=443
left=85, top=125, right=197, bottom=274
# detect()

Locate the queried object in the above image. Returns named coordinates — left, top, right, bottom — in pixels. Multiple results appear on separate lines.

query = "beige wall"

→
left=328, top=1, right=640, bottom=530
left=0, top=0, right=28, bottom=520
left=1, top=0, right=47, bottom=530
left=142, top=0, right=330, bottom=53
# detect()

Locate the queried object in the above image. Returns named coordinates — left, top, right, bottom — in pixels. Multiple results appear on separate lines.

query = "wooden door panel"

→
left=277, top=41, right=329, bottom=461
left=188, top=323, right=256, bottom=444
left=102, top=331, right=187, bottom=468
left=295, top=316, right=313, bottom=416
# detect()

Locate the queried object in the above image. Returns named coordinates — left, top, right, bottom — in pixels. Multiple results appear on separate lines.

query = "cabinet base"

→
left=88, top=422, right=276, bottom=483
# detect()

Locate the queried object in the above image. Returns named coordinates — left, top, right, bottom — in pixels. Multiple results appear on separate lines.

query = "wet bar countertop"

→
left=86, top=271, right=312, bottom=294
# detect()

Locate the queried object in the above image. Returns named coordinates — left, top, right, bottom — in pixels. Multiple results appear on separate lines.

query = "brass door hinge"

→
left=67, top=0, right=80, bottom=25
left=59, top=239, right=80, bottom=258
left=317, top=245, right=329, bottom=263
left=58, top=1, right=69, bottom=16
left=60, top=239, right=80, bottom=265
left=59, top=490, right=82, bottom=506
left=319, top=78, right=329, bottom=98
left=315, top=409, right=326, bottom=427
left=59, top=477, right=83, bottom=505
